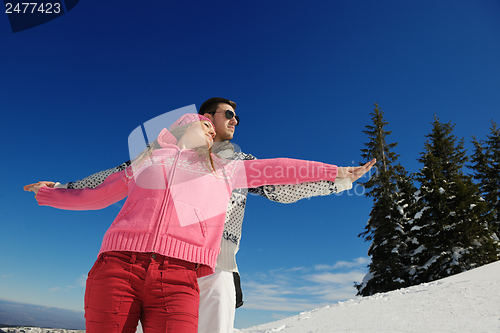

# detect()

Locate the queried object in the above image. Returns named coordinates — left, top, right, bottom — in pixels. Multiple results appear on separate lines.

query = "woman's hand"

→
left=23, top=181, right=55, bottom=196
left=337, top=159, right=377, bottom=182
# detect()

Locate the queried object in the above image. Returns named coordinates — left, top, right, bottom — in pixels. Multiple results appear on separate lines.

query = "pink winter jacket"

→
left=37, top=129, right=338, bottom=277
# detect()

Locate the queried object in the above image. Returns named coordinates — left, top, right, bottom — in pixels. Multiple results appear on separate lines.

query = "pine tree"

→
left=355, top=103, right=415, bottom=296
left=408, top=117, right=499, bottom=285
left=470, top=122, right=500, bottom=239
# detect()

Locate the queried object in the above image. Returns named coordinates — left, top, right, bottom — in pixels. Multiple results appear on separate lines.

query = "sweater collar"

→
left=213, top=140, right=234, bottom=154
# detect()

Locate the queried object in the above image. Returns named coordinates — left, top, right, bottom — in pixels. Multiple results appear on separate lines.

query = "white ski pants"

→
left=198, top=268, right=236, bottom=333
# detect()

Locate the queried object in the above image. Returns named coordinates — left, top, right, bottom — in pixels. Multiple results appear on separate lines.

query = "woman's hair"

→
left=132, top=122, right=216, bottom=172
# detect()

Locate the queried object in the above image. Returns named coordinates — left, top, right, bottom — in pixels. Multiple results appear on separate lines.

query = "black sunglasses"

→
left=213, top=110, right=240, bottom=126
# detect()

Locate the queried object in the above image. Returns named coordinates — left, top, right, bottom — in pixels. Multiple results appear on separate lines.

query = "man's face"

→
left=203, top=103, right=238, bottom=142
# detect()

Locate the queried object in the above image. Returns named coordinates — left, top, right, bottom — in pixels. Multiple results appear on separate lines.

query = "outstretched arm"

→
left=24, top=161, right=131, bottom=192
left=248, top=178, right=352, bottom=204
left=31, top=170, right=128, bottom=211
left=63, top=161, right=131, bottom=189
left=235, top=158, right=339, bottom=189
left=247, top=159, right=376, bottom=203
left=24, top=161, right=132, bottom=210
left=235, top=158, right=375, bottom=189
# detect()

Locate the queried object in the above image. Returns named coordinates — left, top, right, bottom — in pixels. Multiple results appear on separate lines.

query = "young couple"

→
left=25, top=97, right=376, bottom=333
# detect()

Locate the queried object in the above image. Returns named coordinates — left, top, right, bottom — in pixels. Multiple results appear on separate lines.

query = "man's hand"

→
left=337, top=159, right=376, bottom=182
left=23, top=181, right=55, bottom=196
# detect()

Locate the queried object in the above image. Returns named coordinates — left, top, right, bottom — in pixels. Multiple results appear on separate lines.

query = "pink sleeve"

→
left=233, top=158, right=338, bottom=189
left=36, top=170, right=128, bottom=210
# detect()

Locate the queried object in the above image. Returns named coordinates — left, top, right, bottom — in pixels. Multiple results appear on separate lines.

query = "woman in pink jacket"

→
left=25, top=114, right=375, bottom=333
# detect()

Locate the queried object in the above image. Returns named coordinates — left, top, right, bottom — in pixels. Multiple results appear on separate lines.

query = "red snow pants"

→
left=84, top=251, right=199, bottom=333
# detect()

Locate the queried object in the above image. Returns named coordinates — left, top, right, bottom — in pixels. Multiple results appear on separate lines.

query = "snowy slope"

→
left=2, top=261, right=499, bottom=333
left=235, top=260, right=500, bottom=333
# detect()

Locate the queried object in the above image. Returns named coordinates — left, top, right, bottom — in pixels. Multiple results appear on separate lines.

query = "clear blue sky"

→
left=1, top=0, right=499, bottom=329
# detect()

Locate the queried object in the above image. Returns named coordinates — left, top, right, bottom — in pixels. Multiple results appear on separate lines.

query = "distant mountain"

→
left=0, top=300, right=84, bottom=330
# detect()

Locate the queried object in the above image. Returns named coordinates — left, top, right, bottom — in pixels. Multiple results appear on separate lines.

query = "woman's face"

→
left=183, top=120, right=216, bottom=148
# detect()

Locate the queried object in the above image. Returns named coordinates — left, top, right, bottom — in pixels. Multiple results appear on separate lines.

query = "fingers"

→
left=349, top=159, right=377, bottom=171
left=357, top=159, right=376, bottom=173
left=361, top=158, right=376, bottom=169
left=24, top=181, right=54, bottom=192
left=356, top=160, right=375, bottom=174
left=24, top=183, right=41, bottom=192
left=23, top=184, right=36, bottom=191
left=350, top=159, right=377, bottom=182
left=338, top=159, right=376, bottom=182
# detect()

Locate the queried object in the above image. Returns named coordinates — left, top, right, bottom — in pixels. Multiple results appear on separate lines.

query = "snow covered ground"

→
left=235, top=260, right=500, bottom=333
left=2, top=260, right=499, bottom=333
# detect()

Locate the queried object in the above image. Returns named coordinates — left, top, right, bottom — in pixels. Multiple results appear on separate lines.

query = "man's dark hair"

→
left=199, top=97, right=237, bottom=115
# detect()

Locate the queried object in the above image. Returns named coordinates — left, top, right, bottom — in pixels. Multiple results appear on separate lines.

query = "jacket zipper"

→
left=152, top=149, right=181, bottom=253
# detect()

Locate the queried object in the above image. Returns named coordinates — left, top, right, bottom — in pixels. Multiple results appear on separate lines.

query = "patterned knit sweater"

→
left=56, top=141, right=352, bottom=273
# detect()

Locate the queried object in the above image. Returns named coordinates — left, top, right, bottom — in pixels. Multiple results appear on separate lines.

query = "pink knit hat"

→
left=157, top=114, right=215, bottom=147
left=169, top=114, right=215, bottom=132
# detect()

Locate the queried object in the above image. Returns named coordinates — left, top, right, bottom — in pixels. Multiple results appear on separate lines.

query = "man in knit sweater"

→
left=37, top=97, right=359, bottom=333
left=194, top=98, right=356, bottom=332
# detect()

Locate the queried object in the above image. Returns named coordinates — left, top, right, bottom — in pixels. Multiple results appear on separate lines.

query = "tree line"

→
left=355, top=103, right=500, bottom=296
